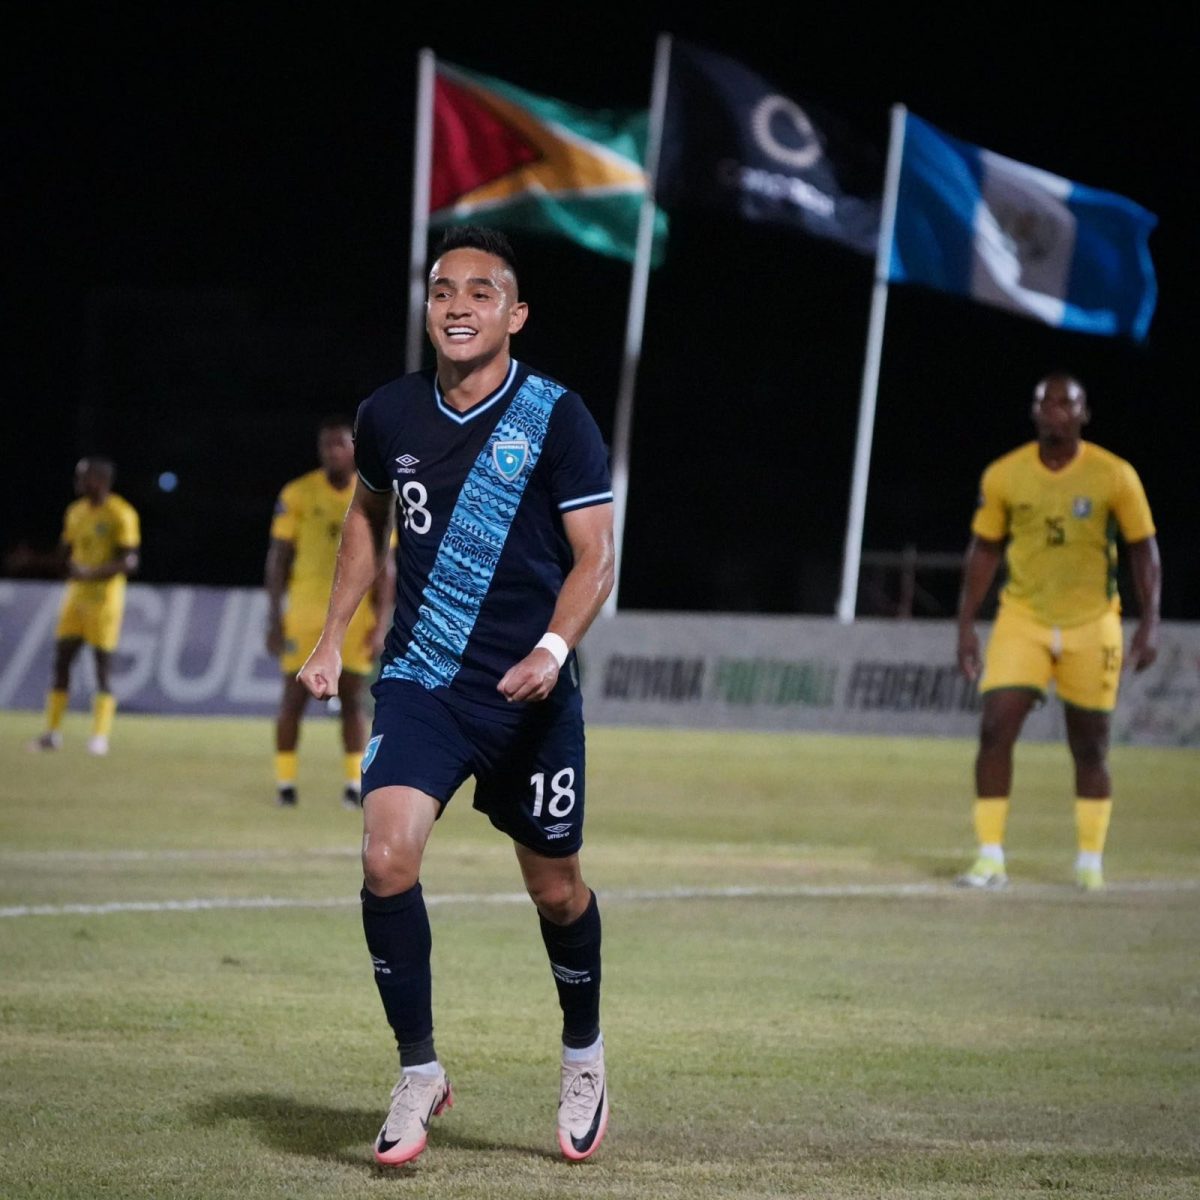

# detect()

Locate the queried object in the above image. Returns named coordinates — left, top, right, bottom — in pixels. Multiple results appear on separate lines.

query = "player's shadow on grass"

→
left=191, top=1092, right=559, bottom=1167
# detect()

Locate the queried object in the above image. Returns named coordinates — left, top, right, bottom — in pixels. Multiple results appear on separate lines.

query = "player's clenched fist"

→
left=298, top=641, right=342, bottom=699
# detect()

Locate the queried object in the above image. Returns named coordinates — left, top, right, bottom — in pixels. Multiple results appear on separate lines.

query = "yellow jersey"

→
left=270, top=469, right=358, bottom=610
left=971, top=441, right=1155, bottom=628
left=62, top=492, right=141, bottom=604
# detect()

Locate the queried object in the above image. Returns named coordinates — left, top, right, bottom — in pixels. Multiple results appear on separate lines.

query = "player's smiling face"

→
left=426, top=248, right=528, bottom=371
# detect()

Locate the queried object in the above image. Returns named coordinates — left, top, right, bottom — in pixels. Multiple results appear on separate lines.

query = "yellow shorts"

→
left=980, top=604, right=1123, bottom=713
left=55, top=588, right=124, bottom=652
left=281, top=599, right=378, bottom=676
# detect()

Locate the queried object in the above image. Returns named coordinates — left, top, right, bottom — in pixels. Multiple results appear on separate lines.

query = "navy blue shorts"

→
left=362, top=680, right=587, bottom=857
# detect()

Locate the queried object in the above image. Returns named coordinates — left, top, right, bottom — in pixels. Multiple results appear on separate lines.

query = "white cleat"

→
left=86, top=735, right=110, bottom=756
left=558, top=1038, right=609, bottom=1162
left=373, top=1065, right=453, bottom=1166
left=955, top=856, right=1008, bottom=889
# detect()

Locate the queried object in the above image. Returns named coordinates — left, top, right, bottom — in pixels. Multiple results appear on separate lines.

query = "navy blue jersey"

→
left=354, top=359, right=612, bottom=717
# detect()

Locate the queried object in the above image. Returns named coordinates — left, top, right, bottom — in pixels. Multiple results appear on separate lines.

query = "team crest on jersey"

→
left=1072, top=496, right=1093, bottom=518
left=361, top=735, right=383, bottom=773
left=492, top=439, right=529, bottom=481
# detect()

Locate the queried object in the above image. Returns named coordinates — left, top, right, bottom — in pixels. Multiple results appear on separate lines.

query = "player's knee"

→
left=1068, top=735, right=1108, bottom=771
left=978, top=715, right=1017, bottom=755
left=526, top=874, right=586, bottom=924
left=361, top=843, right=420, bottom=897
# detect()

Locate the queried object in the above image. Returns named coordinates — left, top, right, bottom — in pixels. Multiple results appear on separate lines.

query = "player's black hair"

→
left=1034, top=371, right=1086, bottom=403
left=433, top=225, right=519, bottom=289
left=317, top=413, right=354, bottom=433
left=79, top=455, right=115, bottom=479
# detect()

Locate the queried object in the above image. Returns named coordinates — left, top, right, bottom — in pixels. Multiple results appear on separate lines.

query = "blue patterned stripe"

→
left=383, top=375, right=565, bottom=689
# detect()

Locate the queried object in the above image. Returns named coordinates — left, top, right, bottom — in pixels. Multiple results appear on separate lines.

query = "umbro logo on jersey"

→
left=493, top=439, right=529, bottom=481
left=395, top=454, right=420, bottom=475
left=545, top=823, right=572, bottom=836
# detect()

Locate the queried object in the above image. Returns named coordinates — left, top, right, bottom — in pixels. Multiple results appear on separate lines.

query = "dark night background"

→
left=5, top=7, right=1197, bottom=619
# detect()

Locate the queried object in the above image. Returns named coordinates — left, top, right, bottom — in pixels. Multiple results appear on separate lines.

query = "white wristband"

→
left=535, top=632, right=569, bottom=668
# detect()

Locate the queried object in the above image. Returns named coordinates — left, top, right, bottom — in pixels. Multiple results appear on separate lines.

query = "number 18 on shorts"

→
left=364, top=679, right=587, bottom=857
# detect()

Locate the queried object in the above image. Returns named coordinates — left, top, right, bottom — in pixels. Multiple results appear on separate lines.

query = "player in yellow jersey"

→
left=265, top=416, right=394, bottom=808
left=27, top=457, right=141, bottom=756
left=955, top=373, right=1161, bottom=891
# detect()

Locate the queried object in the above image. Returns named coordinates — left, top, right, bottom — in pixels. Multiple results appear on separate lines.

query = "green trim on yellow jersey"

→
left=970, top=441, right=1155, bottom=628
left=61, top=492, right=140, bottom=605
left=270, top=469, right=357, bottom=610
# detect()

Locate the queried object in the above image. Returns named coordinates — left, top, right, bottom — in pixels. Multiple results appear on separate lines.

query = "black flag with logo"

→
left=657, top=41, right=883, bottom=255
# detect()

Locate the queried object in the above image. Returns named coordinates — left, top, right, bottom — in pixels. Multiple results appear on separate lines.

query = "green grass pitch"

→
left=2, top=711, right=1198, bottom=1199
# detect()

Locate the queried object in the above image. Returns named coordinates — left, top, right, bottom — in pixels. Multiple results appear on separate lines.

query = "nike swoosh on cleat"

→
left=419, top=1094, right=440, bottom=1132
left=570, top=1083, right=606, bottom=1153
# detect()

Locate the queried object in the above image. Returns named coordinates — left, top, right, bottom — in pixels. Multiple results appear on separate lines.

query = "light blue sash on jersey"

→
left=382, top=374, right=564, bottom=690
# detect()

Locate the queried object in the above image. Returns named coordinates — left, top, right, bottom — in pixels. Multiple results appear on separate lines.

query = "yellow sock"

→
left=1075, top=798, right=1112, bottom=854
left=343, top=752, right=363, bottom=786
left=275, top=751, right=298, bottom=786
left=973, top=798, right=1009, bottom=848
left=91, top=692, right=116, bottom=738
left=45, top=689, right=69, bottom=732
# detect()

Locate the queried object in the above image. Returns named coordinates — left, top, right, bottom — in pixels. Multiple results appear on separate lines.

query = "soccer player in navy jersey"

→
left=299, top=226, right=614, bottom=1166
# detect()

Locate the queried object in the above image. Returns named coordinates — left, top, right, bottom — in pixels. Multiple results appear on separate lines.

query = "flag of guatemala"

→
left=888, top=112, right=1158, bottom=341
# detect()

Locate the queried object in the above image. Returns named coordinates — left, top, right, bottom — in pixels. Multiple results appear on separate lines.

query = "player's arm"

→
left=298, top=480, right=393, bottom=699
left=497, top=502, right=615, bottom=704
left=1125, top=535, right=1161, bottom=671
left=263, top=537, right=295, bottom=658
left=69, top=545, right=139, bottom=582
left=955, top=535, right=1005, bottom=681
left=365, top=524, right=397, bottom=658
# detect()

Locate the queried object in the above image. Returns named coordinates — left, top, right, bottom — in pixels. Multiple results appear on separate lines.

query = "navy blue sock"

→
left=539, top=889, right=602, bottom=1048
left=361, top=882, right=436, bottom=1066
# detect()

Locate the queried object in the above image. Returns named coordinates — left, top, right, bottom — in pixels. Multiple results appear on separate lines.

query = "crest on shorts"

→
left=492, top=439, right=528, bottom=481
left=361, top=734, right=383, bottom=773
left=1072, top=495, right=1093, bottom=518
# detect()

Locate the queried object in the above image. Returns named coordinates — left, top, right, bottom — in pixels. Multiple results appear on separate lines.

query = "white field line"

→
left=0, top=847, right=362, bottom=862
left=2, top=880, right=1198, bottom=919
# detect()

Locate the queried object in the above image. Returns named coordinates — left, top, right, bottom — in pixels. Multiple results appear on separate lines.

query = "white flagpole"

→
left=406, top=48, right=436, bottom=374
left=835, top=102, right=908, bottom=624
left=602, top=31, right=673, bottom=618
